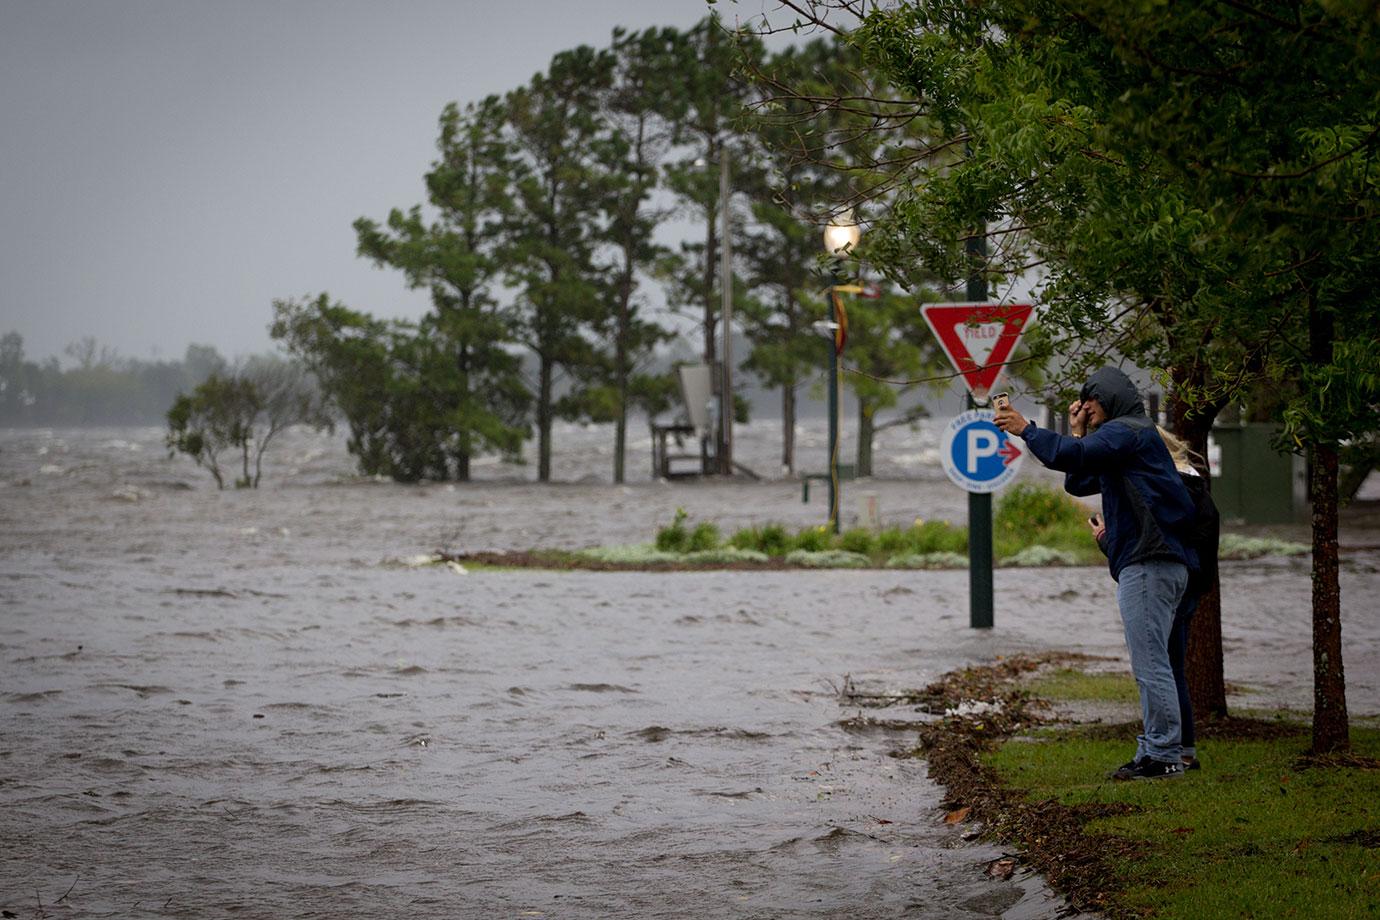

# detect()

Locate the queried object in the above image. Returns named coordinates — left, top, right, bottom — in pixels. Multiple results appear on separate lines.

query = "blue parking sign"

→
left=940, top=410, right=1024, bottom=493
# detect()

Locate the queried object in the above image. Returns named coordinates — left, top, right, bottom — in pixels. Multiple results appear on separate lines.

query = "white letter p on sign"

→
left=966, top=430, right=999, bottom=473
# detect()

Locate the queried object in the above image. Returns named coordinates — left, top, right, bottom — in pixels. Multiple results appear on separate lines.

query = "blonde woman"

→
left=1157, top=426, right=1219, bottom=772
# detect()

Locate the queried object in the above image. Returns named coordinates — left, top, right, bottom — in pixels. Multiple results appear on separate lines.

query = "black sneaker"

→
left=1111, top=756, right=1185, bottom=781
left=1182, top=756, right=1200, bottom=771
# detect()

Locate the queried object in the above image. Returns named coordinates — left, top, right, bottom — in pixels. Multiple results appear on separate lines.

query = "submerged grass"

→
left=1022, top=667, right=1139, bottom=704
left=650, top=485, right=1101, bottom=568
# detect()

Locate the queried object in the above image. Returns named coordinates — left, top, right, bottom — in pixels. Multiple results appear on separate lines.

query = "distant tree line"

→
left=0, top=332, right=230, bottom=426
left=274, top=17, right=955, bottom=484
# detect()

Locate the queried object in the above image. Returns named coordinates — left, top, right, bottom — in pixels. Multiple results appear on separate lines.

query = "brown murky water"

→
left=3, top=423, right=1376, bottom=918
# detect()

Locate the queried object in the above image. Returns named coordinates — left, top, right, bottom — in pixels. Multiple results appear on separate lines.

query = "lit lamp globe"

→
left=823, top=213, right=861, bottom=255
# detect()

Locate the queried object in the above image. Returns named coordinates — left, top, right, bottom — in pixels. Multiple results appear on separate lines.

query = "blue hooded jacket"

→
left=1018, top=367, right=1199, bottom=581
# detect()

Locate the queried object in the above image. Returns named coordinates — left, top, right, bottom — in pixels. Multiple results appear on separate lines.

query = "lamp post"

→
left=821, top=212, right=861, bottom=533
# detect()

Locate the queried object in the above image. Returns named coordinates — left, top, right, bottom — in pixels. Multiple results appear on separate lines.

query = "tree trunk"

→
left=614, top=257, right=633, bottom=485
left=781, top=383, right=796, bottom=475
left=857, top=399, right=874, bottom=479
left=1168, top=374, right=1228, bottom=718
left=538, top=356, right=553, bottom=483
left=614, top=384, right=627, bottom=485
left=456, top=341, right=471, bottom=482
left=703, top=202, right=718, bottom=368
left=1309, top=292, right=1348, bottom=754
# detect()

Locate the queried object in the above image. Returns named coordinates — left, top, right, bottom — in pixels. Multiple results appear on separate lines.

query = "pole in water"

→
left=966, top=220, right=993, bottom=629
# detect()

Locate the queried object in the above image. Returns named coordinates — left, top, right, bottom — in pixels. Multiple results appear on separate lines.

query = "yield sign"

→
left=920, top=302, right=1033, bottom=399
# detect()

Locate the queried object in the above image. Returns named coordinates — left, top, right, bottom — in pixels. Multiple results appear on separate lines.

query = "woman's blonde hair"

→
left=1157, top=425, right=1204, bottom=474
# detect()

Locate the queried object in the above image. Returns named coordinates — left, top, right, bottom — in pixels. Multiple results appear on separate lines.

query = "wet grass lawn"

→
left=987, top=690, right=1380, bottom=918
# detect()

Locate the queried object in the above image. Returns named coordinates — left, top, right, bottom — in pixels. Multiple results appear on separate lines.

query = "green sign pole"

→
left=967, top=228, right=993, bottom=629
left=967, top=391, right=994, bottom=629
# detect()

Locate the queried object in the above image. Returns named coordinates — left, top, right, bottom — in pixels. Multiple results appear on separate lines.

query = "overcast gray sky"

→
left=1, top=0, right=767, bottom=364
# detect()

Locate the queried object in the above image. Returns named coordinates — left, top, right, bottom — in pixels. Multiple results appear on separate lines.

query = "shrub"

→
left=839, top=528, right=876, bottom=555
left=728, top=527, right=761, bottom=551
left=875, top=526, right=912, bottom=555
left=908, top=519, right=969, bottom=555
left=654, top=507, right=690, bottom=553
left=688, top=521, right=721, bottom=552
left=791, top=525, right=834, bottom=553
left=757, top=524, right=791, bottom=557
left=994, top=484, right=1096, bottom=559
left=996, top=483, right=1081, bottom=531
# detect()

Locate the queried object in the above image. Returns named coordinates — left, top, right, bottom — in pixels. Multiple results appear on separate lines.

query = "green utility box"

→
left=1210, top=423, right=1308, bottom=524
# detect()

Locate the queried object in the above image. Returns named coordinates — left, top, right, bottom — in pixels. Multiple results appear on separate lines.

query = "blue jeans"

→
left=1169, top=591, right=1200, bottom=758
left=1117, top=560, right=1189, bottom=763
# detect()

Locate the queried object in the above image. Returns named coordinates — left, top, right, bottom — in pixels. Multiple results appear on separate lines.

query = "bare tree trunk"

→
left=538, top=356, right=553, bottom=483
left=782, top=383, right=796, bottom=475
left=857, top=399, right=874, bottom=478
left=1309, top=293, right=1349, bottom=753
left=1168, top=373, right=1228, bottom=718
left=1310, top=444, right=1348, bottom=752
left=703, top=203, right=718, bottom=368
left=614, top=388, right=629, bottom=486
left=456, top=343, right=472, bottom=482
left=614, top=256, right=633, bottom=485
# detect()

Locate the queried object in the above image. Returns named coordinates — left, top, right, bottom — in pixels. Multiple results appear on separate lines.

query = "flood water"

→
left=3, top=422, right=1377, bottom=918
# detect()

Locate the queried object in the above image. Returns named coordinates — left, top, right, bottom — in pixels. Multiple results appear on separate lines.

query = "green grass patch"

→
left=1023, top=667, right=1139, bottom=704
left=634, top=487, right=1306, bottom=570
left=986, top=722, right=1380, bottom=919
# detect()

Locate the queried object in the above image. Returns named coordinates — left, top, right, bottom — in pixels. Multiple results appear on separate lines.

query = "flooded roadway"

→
left=3, top=424, right=1376, bottom=917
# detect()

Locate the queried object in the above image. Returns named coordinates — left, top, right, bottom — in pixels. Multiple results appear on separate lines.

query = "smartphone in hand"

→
left=992, top=392, right=1011, bottom=411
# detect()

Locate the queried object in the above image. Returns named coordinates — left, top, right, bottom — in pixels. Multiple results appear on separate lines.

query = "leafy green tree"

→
left=237, top=356, right=333, bottom=487
left=271, top=294, right=516, bottom=482
left=584, top=26, right=681, bottom=483
left=838, top=288, right=948, bottom=476
left=743, top=33, right=950, bottom=474
left=736, top=40, right=837, bottom=475
left=501, top=46, right=617, bottom=482
left=778, top=0, right=1380, bottom=752
left=354, top=96, right=530, bottom=480
left=166, top=360, right=330, bottom=489
left=166, top=374, right=257, bottom=489
left=660, top=18, right=765, bottom=372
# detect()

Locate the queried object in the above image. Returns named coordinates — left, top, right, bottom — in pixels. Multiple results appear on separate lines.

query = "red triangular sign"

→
left=920, top=302, right=1033, bottom=399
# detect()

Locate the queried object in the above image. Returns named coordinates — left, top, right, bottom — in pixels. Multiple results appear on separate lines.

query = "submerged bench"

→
left=801, top=464, right=856, bottom=503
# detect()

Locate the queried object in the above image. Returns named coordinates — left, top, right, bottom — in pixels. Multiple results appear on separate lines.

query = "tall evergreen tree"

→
left=501, top=47, right=616, bottom=482
left=661, top=18, right=765, bottom=375
left=353, top=96, right=529, bottom=481
left=583, top=26, right=681, bottom=483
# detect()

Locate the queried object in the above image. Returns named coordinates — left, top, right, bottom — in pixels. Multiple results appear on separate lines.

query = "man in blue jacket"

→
left=995, top=367, right=1198, bottom=780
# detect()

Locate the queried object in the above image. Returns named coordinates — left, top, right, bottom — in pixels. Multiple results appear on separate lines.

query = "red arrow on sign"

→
left=920, top=302, right=1033, bottom=399
left=998, top=438, right=1022, bottom=466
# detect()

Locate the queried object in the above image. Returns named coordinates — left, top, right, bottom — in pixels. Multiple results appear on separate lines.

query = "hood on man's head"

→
left=1080, top=367, right=1150, bottom=425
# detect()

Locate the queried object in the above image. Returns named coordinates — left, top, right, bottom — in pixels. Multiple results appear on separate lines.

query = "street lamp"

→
left=820, top=211, right=862, bottom=533
left=824, top=211, right=861, bottom=257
